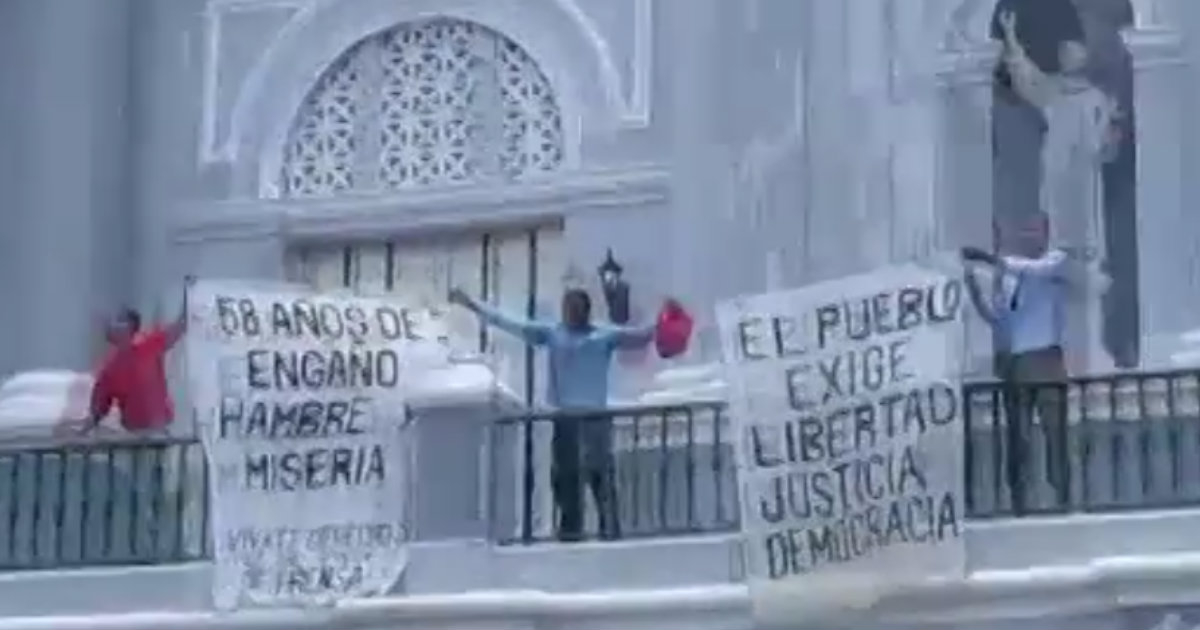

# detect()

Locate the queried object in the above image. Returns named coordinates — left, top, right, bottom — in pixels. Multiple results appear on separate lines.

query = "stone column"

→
left=666, top=0, right=726, bottom=360
left=888, top=0, right=945, bottom=262
left=8, top=0, right=135, bottom=371
left=1129, top=28, right=1188, bottom=366
left=802, top=0, right=861, bottom=280
left=805, top=0, right=944, bottom=276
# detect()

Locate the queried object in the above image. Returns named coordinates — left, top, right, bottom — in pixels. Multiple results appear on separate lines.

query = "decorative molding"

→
left=217, top=0, right=630, bottom=195
left=199, top=0, right=308, bottom=165
left=22, top=546, right=1200, bottom=628
left=172, top=166, right=670, bottom=244
left=1127, top=28, right=1188, bottom=68
left=198, top=8, right=221, bottom=163
left=938, top=0, right=1184, bottom=75
left=622, top=0, right=654, bottom=127
left=934, top=28, right=1184, bottom=86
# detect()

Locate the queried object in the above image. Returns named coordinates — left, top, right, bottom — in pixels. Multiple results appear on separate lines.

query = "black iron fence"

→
left=963, top=369, right=1200, bottom=516
left=495, top=369, right=1200, bottom=543
left=0, top=436, right=208, bottom=570
left=489, top=403, right=738, bottom=544
left=6, top=368, right=1200, bottom=564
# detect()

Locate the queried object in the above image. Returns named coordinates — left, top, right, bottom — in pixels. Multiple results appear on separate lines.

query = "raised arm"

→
left=998, top=11, right=1051, bottom=107
left=601, top=322, right=655, bottom=351
left=988, top=0, right=1013, bottom=41
left=1001, top=249, right=1068, bottom=278
left=162, top=276, right=195, bottom=349
left=449, top=288, right=552, bottom=346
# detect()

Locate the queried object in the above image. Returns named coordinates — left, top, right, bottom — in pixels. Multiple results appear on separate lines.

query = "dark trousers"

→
left=551, top=417, right=619, bottom=541
left=998, top=346, right=1069, bottom=514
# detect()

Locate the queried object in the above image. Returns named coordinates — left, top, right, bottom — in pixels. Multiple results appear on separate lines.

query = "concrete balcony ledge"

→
left=11, top=540, right=1200, bottom=630
left=7, top=510, right=1200, bottom=626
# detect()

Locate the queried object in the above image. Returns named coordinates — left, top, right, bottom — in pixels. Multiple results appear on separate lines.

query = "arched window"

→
left=281, top=18, right=565, bottom=198
left=280, top=19, right=569, bottom=406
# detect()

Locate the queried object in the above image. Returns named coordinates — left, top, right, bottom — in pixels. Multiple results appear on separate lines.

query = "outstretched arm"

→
left=162, top=276, right=195, bottom=350
left=602, top=323, right=656, bottom=351
left=449, top=288, right=552, bottom=346
left=1001, top=249, right=1068, bottom=279
left=998, top=11, right=1050, bottom=107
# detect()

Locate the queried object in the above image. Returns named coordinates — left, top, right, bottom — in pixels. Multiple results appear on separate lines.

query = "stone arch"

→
left=278, top=18, right=566, bottom=198
left=226, top=0, right=624, bottom=197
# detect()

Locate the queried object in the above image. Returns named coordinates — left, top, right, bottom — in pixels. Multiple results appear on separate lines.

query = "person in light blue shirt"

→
left=448, top=286, right=657, bottom=541
left=963, top=211, right=1070, bottom=514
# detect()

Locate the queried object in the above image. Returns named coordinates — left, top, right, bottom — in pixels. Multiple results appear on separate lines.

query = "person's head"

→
left=1059, top=40, right=1089, bottom=75
left=999, top=211, right=1051, bottom=257
left=560, top=289, right=592, bottom=330
left=106, top=308, right=142, bottom=346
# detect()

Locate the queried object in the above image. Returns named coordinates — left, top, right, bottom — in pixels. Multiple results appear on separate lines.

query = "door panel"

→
left=288, top=224, right=563, bottom=406
left=487, top=231, right=533, bottom=404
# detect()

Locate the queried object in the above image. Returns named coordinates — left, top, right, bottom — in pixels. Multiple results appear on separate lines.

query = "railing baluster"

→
left=129, top=446, right=141, bottom=558
left=989, top=386, right=1004, bottom=515
left=657, top=410, right=669, bottom=530
left=55, top=450, right=68, bottom=563
left=712, top=405, right=726, bottom=528
left=103, top=448, right=115, bottom=562
left=175, top=443, right=187, bottom=560
left=1080, top=379, right=1092, bottom=510
left=520, top=415, right=535, bottom=545
left=684, top=407, right=696, bottom=531
left=31, top=453, right=43, bottom=566
left=7, top=454, right=21, bottom=563
left=1136, top=376, right=1152, bottom=502
left=631, top=414, right=642, bottom=532
left=1109, top=379, right=1121, bottom=505
left=961, top=384, right=975, bottom=515
left=1166, top=376, right=1181, bottom=499
left=151, top=445, right=165, bottom=556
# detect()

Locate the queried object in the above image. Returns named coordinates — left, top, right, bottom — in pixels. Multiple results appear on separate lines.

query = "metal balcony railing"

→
left=498, top=369, right=1200, bottom=542
left=0, top=435, right=208, bottom=570
left=490, top=403, right=738, bottom=544
left=5, top=367, right=1200, bottom=566
left=963, top=368, right=1200, bottom=516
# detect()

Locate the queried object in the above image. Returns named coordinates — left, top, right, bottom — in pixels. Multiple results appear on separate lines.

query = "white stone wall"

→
left=0, top=0, right=1198, bottom=376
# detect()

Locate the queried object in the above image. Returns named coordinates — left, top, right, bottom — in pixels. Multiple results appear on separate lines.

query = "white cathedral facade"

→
left=0, top=0, right=1197, bottom=389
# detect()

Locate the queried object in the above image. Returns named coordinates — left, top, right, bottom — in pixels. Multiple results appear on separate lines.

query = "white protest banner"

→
left=186, top=280, right=450, bottom=609
left=717, top=262, right=967, bottom=623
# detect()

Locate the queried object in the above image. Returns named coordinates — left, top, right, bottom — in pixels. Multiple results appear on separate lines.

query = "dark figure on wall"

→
left=1076, top=0, right=1139, bottom=368
left=989, top=0, right=1140, bottom=369
left=989, top=0, right=1083, bottom=228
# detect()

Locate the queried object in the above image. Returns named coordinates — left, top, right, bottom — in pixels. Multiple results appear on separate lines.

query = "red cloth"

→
left=90, top=328, right=174, bottom=431
left=655, top=300, right=693, bottom=359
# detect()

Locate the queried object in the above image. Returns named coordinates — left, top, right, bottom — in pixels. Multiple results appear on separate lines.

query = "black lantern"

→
left=598, top=248, right=631, bottom=324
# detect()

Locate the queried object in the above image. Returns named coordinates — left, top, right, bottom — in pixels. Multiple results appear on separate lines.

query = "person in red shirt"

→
left=83, top=277, right=194, bottom=435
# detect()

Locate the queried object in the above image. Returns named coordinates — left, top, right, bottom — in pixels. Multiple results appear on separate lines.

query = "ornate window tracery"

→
left=281, top=18, right=565, bottom=198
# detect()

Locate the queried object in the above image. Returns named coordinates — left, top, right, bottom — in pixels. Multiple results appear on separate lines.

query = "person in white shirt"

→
left=962, top=211, right=1070, bottom=514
